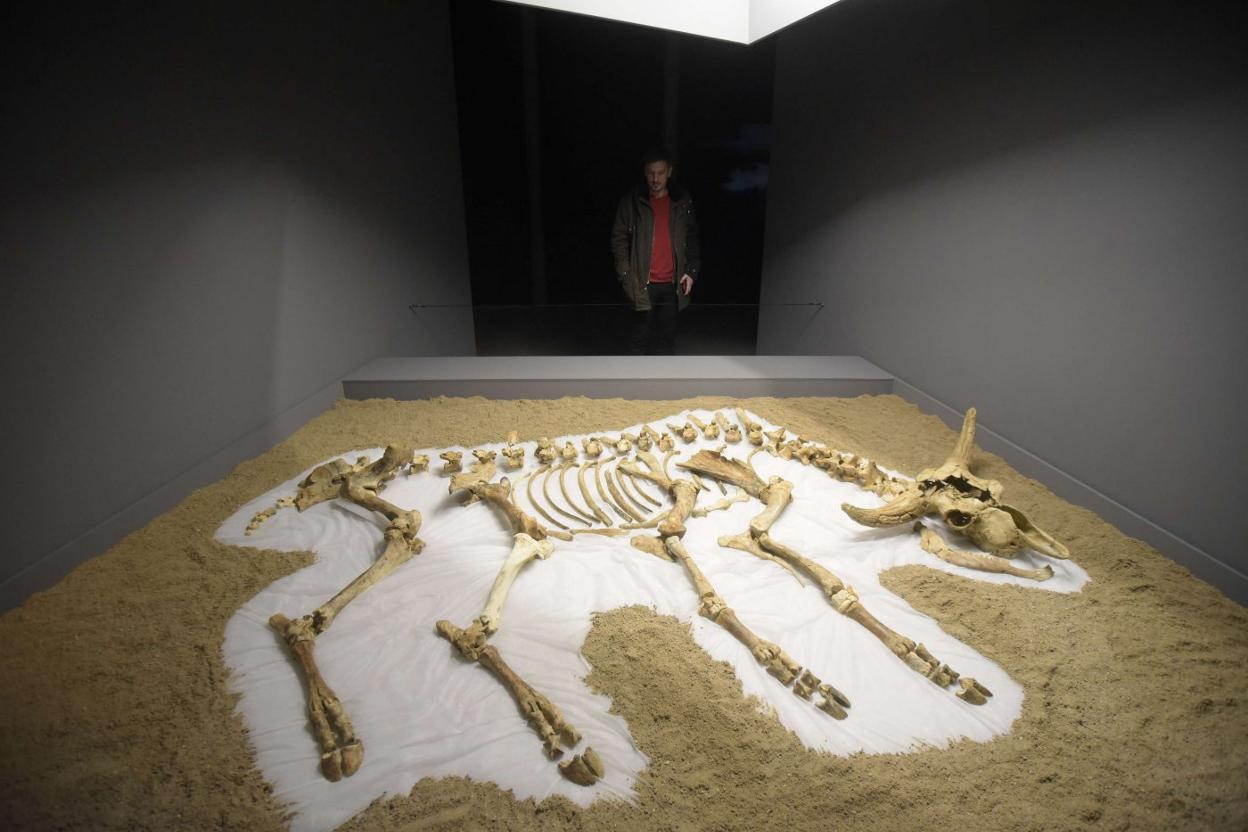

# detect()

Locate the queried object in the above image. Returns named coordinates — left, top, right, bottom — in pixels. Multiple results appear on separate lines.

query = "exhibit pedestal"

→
left=342, top=355, right=893, bottom=400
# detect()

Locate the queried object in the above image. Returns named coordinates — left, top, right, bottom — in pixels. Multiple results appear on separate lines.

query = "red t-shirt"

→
left=648, top=195, right=675, bottom=283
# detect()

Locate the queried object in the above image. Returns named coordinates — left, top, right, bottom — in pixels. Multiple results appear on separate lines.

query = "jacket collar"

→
left=634, top=182, right=688, bottom=203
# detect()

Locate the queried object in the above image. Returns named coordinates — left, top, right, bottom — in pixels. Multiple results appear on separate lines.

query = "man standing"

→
left=611, top=149, right=701, bottom=355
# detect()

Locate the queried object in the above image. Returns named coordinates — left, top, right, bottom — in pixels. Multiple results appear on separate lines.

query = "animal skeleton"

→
left=250, top=407, right=1069, bottom=789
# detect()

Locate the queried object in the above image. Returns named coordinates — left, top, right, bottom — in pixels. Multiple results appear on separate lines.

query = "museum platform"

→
left=342, top=356, right=894, bottom=400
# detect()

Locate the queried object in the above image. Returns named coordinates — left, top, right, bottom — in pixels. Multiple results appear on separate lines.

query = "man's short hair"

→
left=641, top=148, right=675, bottom=168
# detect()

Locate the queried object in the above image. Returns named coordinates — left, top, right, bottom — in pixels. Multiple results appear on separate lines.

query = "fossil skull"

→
left=841, top=409, right=1069, bottom=560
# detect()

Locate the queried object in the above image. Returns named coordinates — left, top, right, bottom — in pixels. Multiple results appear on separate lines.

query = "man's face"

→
left=644, top=160, right=672, bottom=195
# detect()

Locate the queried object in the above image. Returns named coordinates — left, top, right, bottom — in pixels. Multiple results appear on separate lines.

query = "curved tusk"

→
left=841, top=489, right=928, bottom=527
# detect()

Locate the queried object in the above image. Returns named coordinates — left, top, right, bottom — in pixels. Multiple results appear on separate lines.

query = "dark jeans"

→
left=631, top=282, right=678, bottom=355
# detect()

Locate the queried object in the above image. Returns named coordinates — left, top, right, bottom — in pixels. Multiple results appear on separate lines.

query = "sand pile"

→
left=2, top=395, right=1245, bottom=831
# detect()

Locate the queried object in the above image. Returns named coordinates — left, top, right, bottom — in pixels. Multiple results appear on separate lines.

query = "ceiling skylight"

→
left=497, top=0, right=845, bottom=44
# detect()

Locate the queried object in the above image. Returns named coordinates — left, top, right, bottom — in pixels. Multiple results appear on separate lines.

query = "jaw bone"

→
left=917, top=524, right=1053, bottom=581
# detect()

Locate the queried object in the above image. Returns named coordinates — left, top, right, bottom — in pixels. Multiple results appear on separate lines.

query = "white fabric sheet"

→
left=217, top=409, right=1087, bottom=832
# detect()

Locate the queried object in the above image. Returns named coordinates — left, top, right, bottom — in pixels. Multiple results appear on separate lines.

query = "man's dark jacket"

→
left=610, top=183, right=701, bottom=311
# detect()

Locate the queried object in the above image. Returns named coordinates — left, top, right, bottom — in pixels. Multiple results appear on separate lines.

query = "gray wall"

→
left=760, top=0, right=1247, bottom=595
left=0, top=2, right=474, bottom=609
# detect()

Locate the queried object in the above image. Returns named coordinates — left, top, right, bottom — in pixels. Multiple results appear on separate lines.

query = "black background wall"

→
left=450, top=0, right=774, bottom=353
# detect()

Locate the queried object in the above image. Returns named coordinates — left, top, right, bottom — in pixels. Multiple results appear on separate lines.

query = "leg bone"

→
left=435, top=620, right=583, bottom=759
left=665, top=536, right=849, bottom=719
left=269, top=615, right=364, bottom=781
left=757, top=533, right=982, bottom=698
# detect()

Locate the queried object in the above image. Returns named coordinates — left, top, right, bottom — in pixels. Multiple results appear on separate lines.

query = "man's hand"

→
left=679, top=274, right=694, bottom=296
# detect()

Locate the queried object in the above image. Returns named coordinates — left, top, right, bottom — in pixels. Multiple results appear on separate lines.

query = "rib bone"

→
left=577, top=462, right=613, bottom=526
left=559, top=464, right=599, bottom=525
left=604, top=462, right=646, bottom=523
left=631, top=473, right=666, bottom=507
left=528, top=465, right=570, bottom=531
left=594, top=460, right=633, bottom=524
left=542, top=464, right=590, bottom=527
left=614, top=462, right=653, bottom=516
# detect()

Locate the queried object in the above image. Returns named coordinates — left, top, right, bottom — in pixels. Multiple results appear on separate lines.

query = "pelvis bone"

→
left=841, top=409, right=1069, bottom=560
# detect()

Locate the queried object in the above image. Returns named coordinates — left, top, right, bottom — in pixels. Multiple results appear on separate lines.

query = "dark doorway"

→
left=448, top=1, right=774, bottom=355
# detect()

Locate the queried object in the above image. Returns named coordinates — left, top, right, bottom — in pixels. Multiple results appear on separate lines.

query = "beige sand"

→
left=2, top=395, right=1245, bottom=831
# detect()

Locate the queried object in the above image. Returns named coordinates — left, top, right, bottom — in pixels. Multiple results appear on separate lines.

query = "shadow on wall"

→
left=759, top=0, right=1248, bottom=594
left=0, top=1, right=473, bottom=607
left=770, top=0, right=1248, bottom=245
